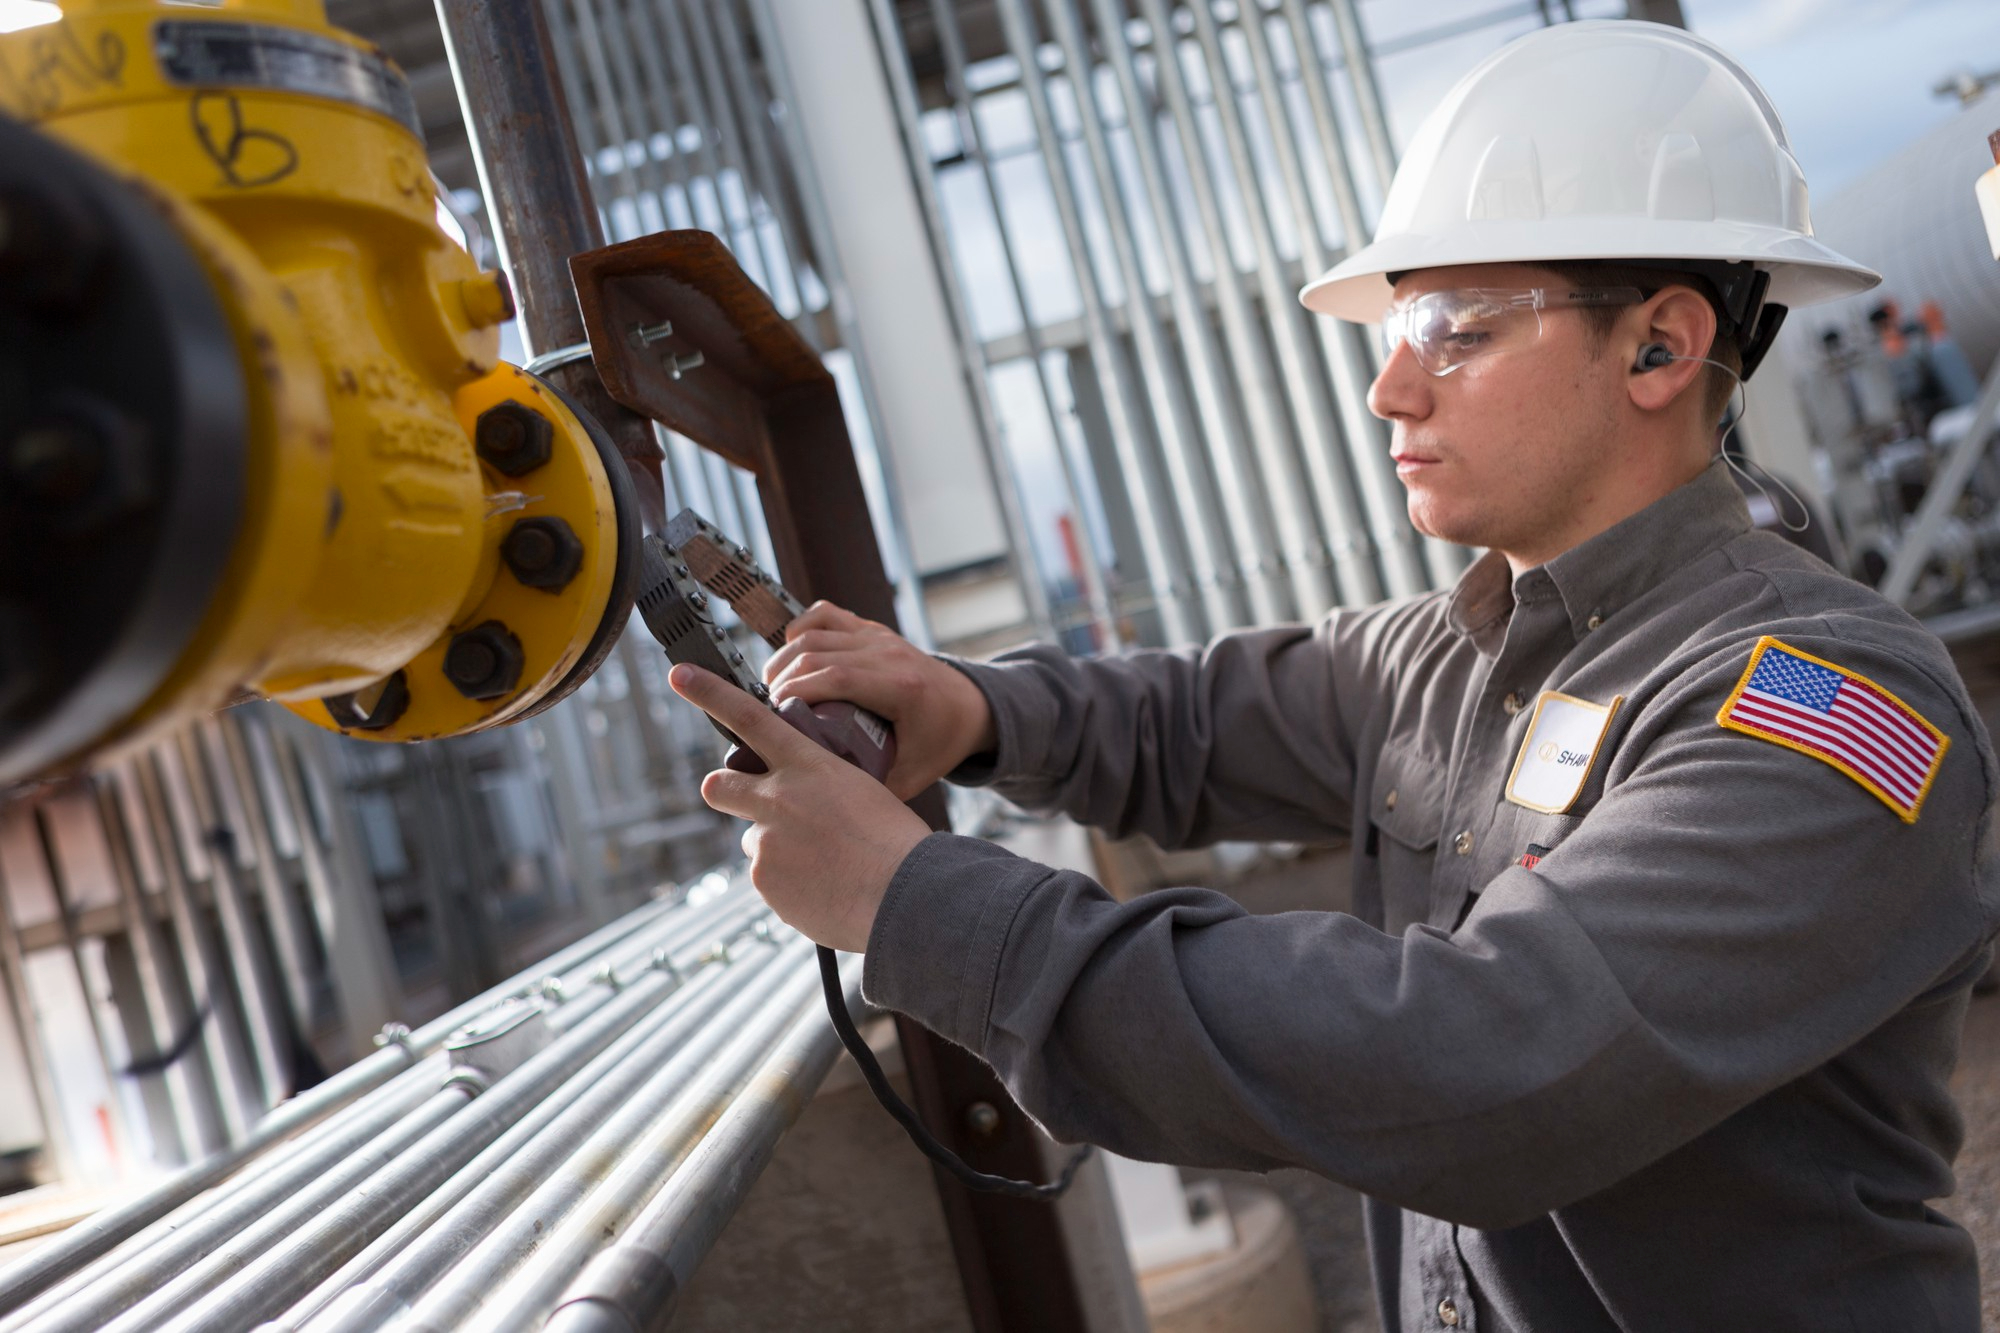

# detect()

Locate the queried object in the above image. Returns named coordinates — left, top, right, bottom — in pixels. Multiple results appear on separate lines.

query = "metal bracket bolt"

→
left=631, top=319, right=674, bottom=346
left=666, top=350, right=705, bottom=380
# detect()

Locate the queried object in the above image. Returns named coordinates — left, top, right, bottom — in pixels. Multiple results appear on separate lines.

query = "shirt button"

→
left=1585, top=612, right=1604, bottom=631
left=1453, top=831, right=1473, bottom=856
left=1502, top=691, right=1525, bottom=716
left=1385, top=789, right=1399, bottom=811
left=1438, top=1298, right=1461, bottom=1326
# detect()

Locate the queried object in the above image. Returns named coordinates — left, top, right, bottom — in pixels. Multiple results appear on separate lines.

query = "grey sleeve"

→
left=941, top=599, right=1434, bottom=848
left=863, top=636, right=1996, bottom=1230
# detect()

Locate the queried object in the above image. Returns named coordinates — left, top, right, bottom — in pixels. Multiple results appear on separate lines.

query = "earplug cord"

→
left=1649, top=349, right=1812, bottom=534
left=818, top=945, right=1091, bottom=1200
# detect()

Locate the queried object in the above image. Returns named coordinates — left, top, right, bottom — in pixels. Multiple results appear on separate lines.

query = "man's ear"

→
left=1623, top=286, right=1717, bottom=415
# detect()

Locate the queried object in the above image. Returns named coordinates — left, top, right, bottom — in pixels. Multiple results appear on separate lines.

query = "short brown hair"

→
left=1535, top=261, right=1742, bottom=428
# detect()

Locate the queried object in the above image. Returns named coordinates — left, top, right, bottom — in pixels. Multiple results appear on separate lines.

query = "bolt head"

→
left=965, top=1101, right=1002, bottom=1140
left=474, top=401, right=553, bottom=477
left=501, top=516, right=584, bottom=591
left=443, top=620, right=525, bottom=700
left=323, top=669, right=411, bottom=731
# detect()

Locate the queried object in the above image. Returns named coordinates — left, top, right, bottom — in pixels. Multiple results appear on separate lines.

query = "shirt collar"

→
left=1446, top=458, right=1752, bottom=654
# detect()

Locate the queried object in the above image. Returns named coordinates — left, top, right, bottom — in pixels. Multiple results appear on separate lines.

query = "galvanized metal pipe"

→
left=703, top=0, right=824, bottom=340
left=879, top=0, right=1110, bottom=645
left=1233, top=1, right=1427, bottom=598
left=990, top=0, right=1199, bottom=644
left=205, top=719, right=321, bottom=1036
left=1277, top=0, right=1463, bottom=589
left=736, top=0, right=942, bottom=648
left=143, top=960, right=701, bottom=1333
left=1127, top=0, right=1340, bottom=619
left=1322, top=0, right=1397, bottom=199
left=0, top=841, right=74, bottom=1184
left=25, top=905, right=726, bottom=1333
left=542, top=960, right=859, bottom=1333
left=284, top=940, right=788, bottom=1333
left=167, top=731, right=291, bottom=1112
left=130, top=754, right=263, bottom=1142
left=0, top=885, right=683, bottom=1318
left=1041, top=0, right=1247, bottom=634
left=94, top=778, right=220, bottom=1165
left=682, top=0, right=797, bottom=303
left=1048, top=0, right=1248, bottom=632
left=563, top=0, right=646, bottom=227
left=395, top=941, right=821, bottom=1332
left=1082, top=0, right=1296, bottom=625
left=1178, top=0, right=1382, bottom=607
left=30, top=802, right=144, bottom=1172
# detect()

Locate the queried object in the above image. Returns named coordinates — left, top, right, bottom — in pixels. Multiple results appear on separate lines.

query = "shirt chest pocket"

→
left=1364, top=747, right=1448, bottom=935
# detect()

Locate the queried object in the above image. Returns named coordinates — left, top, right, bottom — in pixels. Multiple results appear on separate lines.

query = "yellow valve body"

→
left=0, top=0, right=627, bottom=756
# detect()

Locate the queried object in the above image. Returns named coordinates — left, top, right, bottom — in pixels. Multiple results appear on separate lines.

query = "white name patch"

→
left=1505, top=691, right=1623, bottom=814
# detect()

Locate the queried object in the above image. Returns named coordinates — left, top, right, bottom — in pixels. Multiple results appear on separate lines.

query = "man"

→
left=671, top=21, right=2000, bottom=1331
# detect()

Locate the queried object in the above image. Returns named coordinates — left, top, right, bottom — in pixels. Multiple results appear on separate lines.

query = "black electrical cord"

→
left=817, top=945, right=1090, bottom=1200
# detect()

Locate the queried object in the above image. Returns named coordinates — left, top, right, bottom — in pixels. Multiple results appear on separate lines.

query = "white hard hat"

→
left=1300, top=21, right=1880, bottom=325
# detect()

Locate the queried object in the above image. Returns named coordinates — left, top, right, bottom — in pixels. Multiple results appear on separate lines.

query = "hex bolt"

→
left=631, top=319, right=674, bottom=346
left=322, top=669, right=411, bottom=731
left=443, top=620, right=525, bottom=700
left=474, top=401, right=554, bottom=476
left=501, top=516, right=584, bottom=592
left=964, top=1102, right=1002, bottom=1141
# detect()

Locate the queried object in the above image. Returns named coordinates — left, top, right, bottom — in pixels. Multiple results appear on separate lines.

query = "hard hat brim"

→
left=1300, top=221, right=1881, bottom=322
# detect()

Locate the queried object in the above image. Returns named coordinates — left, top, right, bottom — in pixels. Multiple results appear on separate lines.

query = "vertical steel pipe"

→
left=205, top=720, right=321, bottom=1037
left=1234, top=3, right=1427, bottom=597
left=704, top=0, right=824, bottom=338
left=1324, top=0, right=1397, bottom=198
left=884, top=0, right=1120, bottom=644
left=1178, top=0, right=1382, bottom=606
left=0, top=846, right=74, bottom=1184
left=563, top=0, right=646, bottom=224
left=94, top=780, right=219, bottom=1164
left=1041, top=0, right=1247, bottom=633
left=878, top=0, right=1111, bottom=645
left=1082, top=0, right=1295, bottom=625
left=130, top=755, right=262, bottom=1142
left=169, top=732, right=291, bottom=1111
left=542, top=961, right=858, bottom=1333
left=1130, top=0, right=1339, bottom=614
left=682, top=0, right=797, bottom=301
left=990, top=0, right=1199, bottom=643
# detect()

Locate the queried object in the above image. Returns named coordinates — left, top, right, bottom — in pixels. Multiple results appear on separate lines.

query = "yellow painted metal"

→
left=0, top=0, right=626, bottom=755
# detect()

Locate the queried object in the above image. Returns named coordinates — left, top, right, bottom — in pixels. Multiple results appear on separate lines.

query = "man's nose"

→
left=1368, top=338, right=1433, bottom=423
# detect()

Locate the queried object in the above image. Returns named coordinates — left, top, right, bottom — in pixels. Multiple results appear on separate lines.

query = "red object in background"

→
left=1055, top=512, right=1101, bottom=651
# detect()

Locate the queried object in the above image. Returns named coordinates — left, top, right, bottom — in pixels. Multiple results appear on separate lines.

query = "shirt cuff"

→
left=938, top=653, right=1063, bottom=787
left=862, top=831, right=1049, bottom=1050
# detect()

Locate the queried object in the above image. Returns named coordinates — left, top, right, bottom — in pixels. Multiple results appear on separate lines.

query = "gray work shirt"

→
left=863, top=461, right=2000, bottom=1332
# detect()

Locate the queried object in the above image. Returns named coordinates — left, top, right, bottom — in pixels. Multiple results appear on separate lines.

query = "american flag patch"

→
left=1717, top=637, right=1949, bottom=823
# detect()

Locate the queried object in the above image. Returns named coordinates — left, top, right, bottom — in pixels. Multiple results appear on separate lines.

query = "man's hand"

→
left=762, top=602, right=996, bottom=800
left=670, top=663, right=931, bottom=953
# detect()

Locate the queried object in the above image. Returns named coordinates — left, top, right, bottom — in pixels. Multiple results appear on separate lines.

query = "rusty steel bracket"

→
left=571, top=231, right=1092, bottom=1333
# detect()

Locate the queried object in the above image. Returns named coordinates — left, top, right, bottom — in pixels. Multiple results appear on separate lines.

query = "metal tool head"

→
left=633, top=532, right=768, bottom=747
left=663, top=509, right=803, bottom=649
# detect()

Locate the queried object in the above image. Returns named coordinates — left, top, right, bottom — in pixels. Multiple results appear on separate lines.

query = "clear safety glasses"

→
left=1381, top=287, right=1648, bottom=376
